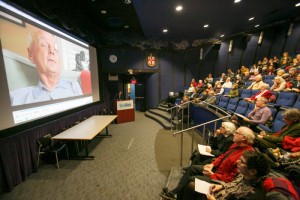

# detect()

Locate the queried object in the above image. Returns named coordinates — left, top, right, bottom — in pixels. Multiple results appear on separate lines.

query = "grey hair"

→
left=238, top=126, right=255, bottom=144
left=222, top=122, right=236, bottom=135
left=282, top=108, right=300, bottom=123
left=260, top=83, right=269, bottom=89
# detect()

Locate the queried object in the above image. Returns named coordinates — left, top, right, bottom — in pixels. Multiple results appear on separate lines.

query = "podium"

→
left=115, top=99, right=135, bottom=124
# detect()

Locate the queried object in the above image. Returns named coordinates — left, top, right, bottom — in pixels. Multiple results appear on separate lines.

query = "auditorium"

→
left=0, top=0, right=300, bottom=199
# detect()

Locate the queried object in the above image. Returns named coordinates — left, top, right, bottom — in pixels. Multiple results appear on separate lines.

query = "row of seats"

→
left=215, top=97, right=286, bottom=134
left=221, top=89, right=300, bottom=109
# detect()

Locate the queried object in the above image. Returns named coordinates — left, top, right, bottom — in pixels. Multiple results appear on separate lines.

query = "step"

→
left=145, top=111, right=175, bottom=130
left=148, top=108, right=171, bottom=121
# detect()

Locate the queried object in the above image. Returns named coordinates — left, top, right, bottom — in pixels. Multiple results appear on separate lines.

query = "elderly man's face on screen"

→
left=28, top=29, right=61, bottom=78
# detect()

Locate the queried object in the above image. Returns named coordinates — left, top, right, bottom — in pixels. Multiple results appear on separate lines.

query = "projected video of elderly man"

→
left=10, top=28, right=83, bottom=106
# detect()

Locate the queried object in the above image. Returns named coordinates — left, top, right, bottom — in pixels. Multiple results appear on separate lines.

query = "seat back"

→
left=252, top=89, right=260, bottom=96
left=226, top=98, right=239, bottom=111
left=275, top=92, right=297, bottom=107
left=37, top=134, right=52, bottom=148
left=245, top=102, right=255, bottom=116
left=270, top=111, right=286, bottom=132
left=240, top=89, right=252, bottom=98
left=223, top=88, right=231, bottom=95
left=293, top=95, right=300, bottom=109
left=217, top=96, right=229, bottom=108
left=235, top=100, right=249, bottom=115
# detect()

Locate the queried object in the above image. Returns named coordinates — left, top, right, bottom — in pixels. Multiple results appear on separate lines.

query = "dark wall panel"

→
left=269, top=24, right=289, bottom=57
left=123, top=49, right=143, bottom=69
left=172, top=52, right=185, bottom=91
left=285, top=22, right=300, bottom=55
left=160, top=52, right=173, bottom=100
left=242, top=34, right=258, bottom=67
left=146, top=73, right=159, bottom=108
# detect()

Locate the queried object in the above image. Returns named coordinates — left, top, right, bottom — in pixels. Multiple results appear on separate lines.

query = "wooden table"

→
left=52, top=115, right=117, bottom=159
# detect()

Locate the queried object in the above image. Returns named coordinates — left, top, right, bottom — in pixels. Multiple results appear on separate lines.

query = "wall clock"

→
left=109, top=55, right=117, bottom=63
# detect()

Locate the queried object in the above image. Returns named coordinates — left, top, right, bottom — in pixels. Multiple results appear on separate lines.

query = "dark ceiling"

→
left=4, top=0, right=300, bottom=49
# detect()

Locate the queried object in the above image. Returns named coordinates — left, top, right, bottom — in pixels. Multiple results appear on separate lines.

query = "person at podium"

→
left=116, top=91, right=125, bottom=101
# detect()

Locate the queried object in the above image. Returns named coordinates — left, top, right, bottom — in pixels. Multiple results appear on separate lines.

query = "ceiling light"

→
left=234, top=0, right=241, bottom=3
left=203, top=24, right=209, bottom=28
left=163, top=29, right=168, bottom=33
left=255, top=24, right=259, bottom=27
left=124, top=25, right=129, bottom=29
left=220, top=35, right=225, bottom=38
left=124, top=0, right=131, bottom=4
left=176, top=5, right=183, bottom=11
left=296, top=3, right=300, bottom=7
left=248, top=17, right=254, bottom=21
left=101, top=10, right=107, bottom=14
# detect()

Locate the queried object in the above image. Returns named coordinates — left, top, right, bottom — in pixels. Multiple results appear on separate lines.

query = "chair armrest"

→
left=257, top=124, right=273, bottom=133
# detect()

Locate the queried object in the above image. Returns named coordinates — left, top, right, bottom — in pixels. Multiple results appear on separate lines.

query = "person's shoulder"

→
left=10, top=86, right=36, bottom=106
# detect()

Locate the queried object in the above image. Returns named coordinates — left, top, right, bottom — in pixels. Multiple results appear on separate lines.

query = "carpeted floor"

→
left=0, top=112, right=204, bottom=200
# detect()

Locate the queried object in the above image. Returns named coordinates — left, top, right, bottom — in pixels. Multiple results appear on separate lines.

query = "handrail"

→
left=170, top=101, right=232, bottom=166
left=169, top=100, right=193, bottom=131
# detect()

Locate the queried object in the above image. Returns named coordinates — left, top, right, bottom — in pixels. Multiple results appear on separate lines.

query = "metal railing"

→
left=166, top=100, right=193, bottom=131
left=171, top=101, right=232, bottom=166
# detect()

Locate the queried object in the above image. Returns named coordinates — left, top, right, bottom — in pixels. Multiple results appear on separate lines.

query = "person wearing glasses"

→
left=190, top=122, right=236, bottom=165
left=183, top=150, right=270, bottom=200
left=160, top=126, right=255, bottom=200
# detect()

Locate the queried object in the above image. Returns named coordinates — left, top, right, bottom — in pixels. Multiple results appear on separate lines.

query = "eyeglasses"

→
left=234, top=131, right=244, bottom=136
left=238, top=158, right=247, bottom=165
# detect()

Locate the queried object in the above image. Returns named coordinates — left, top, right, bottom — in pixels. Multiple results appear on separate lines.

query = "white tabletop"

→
left=52, top=115, right=117, bottom=140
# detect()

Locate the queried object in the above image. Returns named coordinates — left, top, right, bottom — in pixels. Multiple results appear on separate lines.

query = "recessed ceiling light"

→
left=296, top=2, right=300, bottom=7
left=163, top=29, right=168, bottom=33
left=234, top=0, right=241, bottom=3
left=101, top=10, right=107, bottom=14
left=203, top=24, right=209, bottom=28
left=255, top=24, right=259, bottom=27
left=220, top=35, right=225, bottom=38
left=124, top=25, right=129, bottom=29
left=176, top=5, right=183, bottom=11
left=248, top=17, right=254, bottom=21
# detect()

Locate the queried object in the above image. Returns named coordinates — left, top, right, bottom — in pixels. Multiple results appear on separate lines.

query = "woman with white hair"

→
left=190, top=122, right=236, bottom=165
left=270, top=76, right=286, bottom=92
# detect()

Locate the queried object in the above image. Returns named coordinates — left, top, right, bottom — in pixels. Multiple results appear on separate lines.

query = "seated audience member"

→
left=234, top=76, right=245, bottom=88
left=224, top=83, right=239, bottom=97
left=270, top=76, right=286, bottom=92
left=266, top=65, right=276, bottom=75
left=171, top=95, right=190, bottom=120
left=189, top=88, right=201, bottom=100
left=235, top=69, right=243, bottom=80
left=227, top=69, right=235, bottom=80
left=244, top=83, right=273, bottom=102
left=206, top=83, right=214, bottom=93
left=250, top=64, right=259, bottom=74
left=184, top=151, right=270, bottom=200
left=160, top=127, right=255, bottom=200
left=256, top=108, right=300, bottom=149
left=276, top=69, right=286, bottom=78
left=190, top=78, right=197, bottom=87
left=190, top=122, right=235, bottom=165
left=241, top=65, right=249, bottom=74
left=273, top=56, right=280, bottom=68
left=201, top=91, right=217, bottom=105
left=291, top=58, right=300, bottom=68
left=115, top=91, right=125, bottom=100
left=233, top=97, right=272, bottom=130
left=219, top=73, right=227, bottom=83
left=247, top=74, right=265, bottom=90
left=284, top=67, right=297, bottom=83
left=243, top=71, right=251, bottom=82
left=187, top=83, right=195, bottom=96
left=262, top=57, right=269, bottom=67
left=221, top=77, right=232, bottom=89
left=192, top=90, right=209, bottom=103
left=196, top=80, right=204, bottom=89
left=285, top=74, right=300, bottom=93
left=249, top=70, right=260, bottom=81
left=213, top=81, right=224, bottom=95
left=205, top=73, right=214, bottom=84
left=280, top=52, right=292, bottom=68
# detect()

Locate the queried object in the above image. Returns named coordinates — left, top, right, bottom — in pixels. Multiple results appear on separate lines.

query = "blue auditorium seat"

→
left=223, top=88, right=231, bottom=95
left=292, top=94, right=300, bottom=109
left=240, top=89, right=252, bottom=98
left=234, top=100, right=249, bottom=115
left=245, top=102, right=255, bottom=117
left=217, top=96, right=229, bottom=109
left=226, top=98, right=239, bottom=112
left=252, top=89, right=260, bottom=96
left=245, top=81, right=253, bottom=88
left=257, top=110, right=286, bottom=133
left=268, top=92, right=297, bottom=108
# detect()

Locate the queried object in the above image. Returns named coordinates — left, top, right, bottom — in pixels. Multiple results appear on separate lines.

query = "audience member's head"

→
left=260, top=83, right=269, bottom=91
left=282, top=108, right=300, bottom=124
left=234, top=126, right=255, bottom=145
left=221, top=122, right=236, bottom=135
